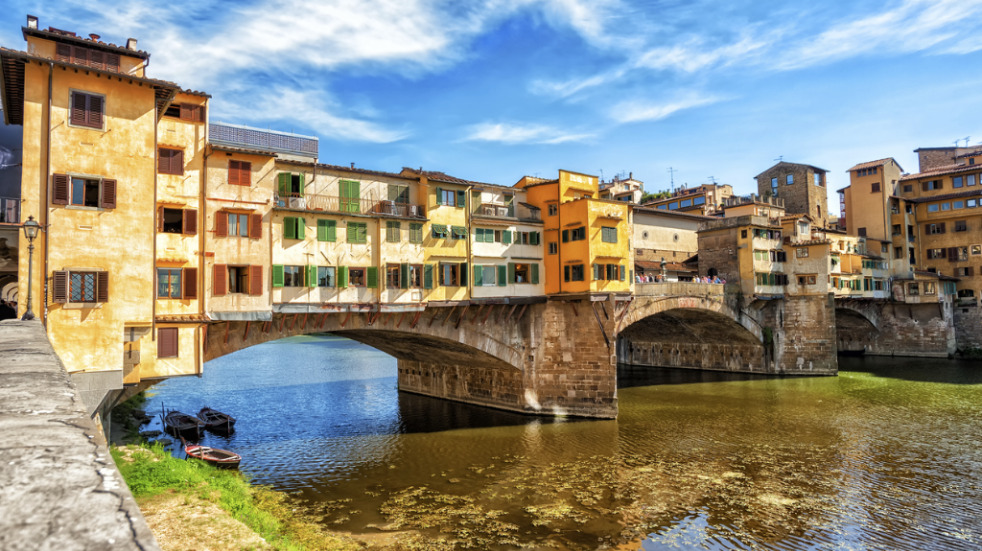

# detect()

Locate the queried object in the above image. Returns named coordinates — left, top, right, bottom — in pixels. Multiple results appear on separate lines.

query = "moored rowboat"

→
left=182, top=438, right=241, bottom=469
left=197, top=407, right=236, bottom=435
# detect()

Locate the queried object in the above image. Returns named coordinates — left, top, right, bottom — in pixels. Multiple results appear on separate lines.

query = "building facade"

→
left=755, top=161, right=829, bottom=226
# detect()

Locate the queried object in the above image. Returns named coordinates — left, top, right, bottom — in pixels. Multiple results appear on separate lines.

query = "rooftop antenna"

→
left=774, top=156, right=784, bottom=163
left=667, top=167, right=676, bottom=192
left=708, top=176, right=717, bottom=184
left=599, top=169, right=604, bottom=182
left=964, top=136, right=972, bottom=147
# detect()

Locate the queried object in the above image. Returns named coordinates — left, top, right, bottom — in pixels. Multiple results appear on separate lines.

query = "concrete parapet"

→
left=0, top=320, right=159, bottom=551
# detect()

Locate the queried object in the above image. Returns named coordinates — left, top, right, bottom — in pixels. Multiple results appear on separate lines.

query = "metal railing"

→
left=210, top=122, right=319, bottom=158
left=634, top=281, right=725, bottom=298
left=275, top=193, right=425, bottom=218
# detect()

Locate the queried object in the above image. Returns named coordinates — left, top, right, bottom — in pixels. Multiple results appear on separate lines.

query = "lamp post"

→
left=21, top=215, right=41, bottom=321
left=660, top=257, right=667, bottom=281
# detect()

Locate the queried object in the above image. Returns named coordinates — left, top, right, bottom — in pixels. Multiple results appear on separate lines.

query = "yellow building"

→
left=518, top=170, right=631, bottom=295
left=1, top=16, right=205, bottom=415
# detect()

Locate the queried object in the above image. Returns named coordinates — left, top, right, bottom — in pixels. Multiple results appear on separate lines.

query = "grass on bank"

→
left=111, top=442, right=361, bottom=551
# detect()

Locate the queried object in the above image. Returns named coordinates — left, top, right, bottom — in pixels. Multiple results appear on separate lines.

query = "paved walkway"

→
left=0, top=320, right=159, bottom=551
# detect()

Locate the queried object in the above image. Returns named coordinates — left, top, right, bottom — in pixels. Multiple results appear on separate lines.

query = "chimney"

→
left=350, top=162, right=354, bottom=169
left=126, top=37, right=138, bottom=50
left=89, top=33, right=100, bottom=41
left=26, top=15, right=38, bottom=29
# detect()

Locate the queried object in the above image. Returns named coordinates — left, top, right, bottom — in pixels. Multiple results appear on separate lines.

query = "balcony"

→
left=0, top=197, right=19, bottom=224
left=275, top=193, right=425, bottom=219
left=475, top=203, right=514, bottom=218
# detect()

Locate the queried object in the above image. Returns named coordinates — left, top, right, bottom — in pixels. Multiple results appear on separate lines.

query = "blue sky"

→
left=4, top=1, right=982, bottom=210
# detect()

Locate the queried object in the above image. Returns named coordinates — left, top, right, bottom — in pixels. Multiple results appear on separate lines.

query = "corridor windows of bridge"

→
left=601, top=226, right=617, bottom=243
left=927, top=203, right=940, bottom=213
left=52, top=270, right=108, bottom=304
left=317, top=219, right=337, bottom=242
left=431, top=224, right=449, bottom=239
left=386, top=221, right=401, bottom=243
left=474, top=265, right=498, bottom=286
left=797, top=275, right=817, bottom=286
left=317, top=266, right=336, bottom=287
left=386, top=264, right=402, bottom=288
left=409, top=223, right=423, bottom=244
left=283, top=217, right=305, bottom=240
left=347, top=222, right=368, bottom=244
left=969, top=199, right=979, bottom=208
left=926, top=223, right=946, bottom=235
left=282, top=265, right=304, bottom=287
left=924, top=281, right=937, bottom=295
left=228, top=160, right=251, bottom=186
left=348, top=268, right=367, bottom=287
left=564, top=263, right=585, bottom=282
left=955, top=220, right=968, bottom=232
left=953, top=176, right=964, bottom=188
left=157, top=328, right=179, bottom=358
left=941, top=202, right=951, bottom=211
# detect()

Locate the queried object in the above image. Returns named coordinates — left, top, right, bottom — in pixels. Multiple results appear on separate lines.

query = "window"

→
left=741, top=229, right=748, bottom=239
left=56, top=43, right=120, bottom=71
left=347, top=222, right=367, bottom=244
left=431, top=224, right=449, bottom=239
left=797, top=275, right=817, bottom=285
left=163, top=103, right=206, bottom=122
left=283, top=217, right=306, bottom=240
left=941, top=202, right=951, bottom=211
left=439, top=262, right=465, bottom=286
left=871, top=182, right=880, bottom=193
left=409, top=223, right=423, bottom=244
left=548, top=242, right=558, bottom=255
left=814, top=173, right=822, bottom=186
left=972, top=245, right=982, bottom=256
left=216, top=212, right=261, bottom=239
left=562, top=226, right=586, bottom=242
left=892, top=224, right=902, bottom=236
left=894, top=247, right=903, bottom=259
left=680, top=198, right=692, bottom=208
left=156, top=267, right=197, bottom=299
left=771, top=177, right=778, bottom=195
left=969, top=175, right=977, bottom=187
left=317, top=219, right=337, bottom=242
left=564, top=264, right=585, bottom=282
left=318, top=266, right=336, bottom=287
left=971, top=199, right=979, bottom=208
left=954, top=201, right=965, bottom=209
left=348, top=268, right=367, bottom=287
left=69, top=91, right=103, bottom=129
left=437, top=188, right=464, bottom=207
left=548, top=204, right=558, bottom=216
left=924, top=282, right=937, bottom=295
left=227, top=266, right=249, bottom=294
left=158, top=147, right=184, bottom=175
left=52, top=270, right=108, bottom=304
left=386, top=264, right=402, bottom=288
left=601, top=226, right=618, bottom=243
left=386, top=221, right=401, bottom=242
left=475, top=265, right=497, bottom=286
left=668, top=202, right=679, bottom=210
left=786, top=174, right=793, bottom=185
left=903, top=184, right=913, bottom=193
left=926, top=223, right=946, bottom=235
left=227, top=213, right=249, bottom=237
left=51, top=174, right=116, bottom=209
left=796, top=248, right=808, bottom=258
left=159, top=207, right=197, bottom=235
left=409, top=265, right=423, bottom=288
left=908, top=283, right=920, bottom=296
left=388, top=184, right=410, bottom=204
left=927, top=248, right=945, bottom=260
left=953, top=176, right=964, bottom=188
left=228, top=160, right=251, bottom=186
left=955, top=267, right=974, bottom=277
left=694, top=196, right=706, bottom=205
left=280, top=172, right=307, bottom=197
left=513, top=263, right=530, bottom=283
left=282, top=266, right=304, bottom=287
left=157, top=327, right=179, bottom=358
left=338, top=179, right=359, bottom=211
left=928, top=203, right=939, bottom=213
left=955, top=220, right=968, bottom=232
left=216, top=265, right=262, bottom=295
left=474, top=228, right=497, bottom=243
left=922, top=180, right=942, bottom=191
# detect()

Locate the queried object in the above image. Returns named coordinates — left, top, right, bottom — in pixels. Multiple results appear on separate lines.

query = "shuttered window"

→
left=228, top=160, right=251, bottom=186
left=386, top=221, right=401, bottom=242
left=283, top=217, right=305, bottom=240
left=347, top=222, right=367, bottom=244
left=158, top=147, right=184, bottom=175
left=317, top=219, right=337, bottom=242
left=409, top=223, right=423, bottom=244
left=157, top=327, right=179, bottom=358
left=52, top=270, right=108, bottom=303
left=213, top=264, right=228, bottom=296
left=52, top=174, right=116, bottom=209
left=69, top=91, right=103, bottom=129
left=56, top=43, right=120, bottom=72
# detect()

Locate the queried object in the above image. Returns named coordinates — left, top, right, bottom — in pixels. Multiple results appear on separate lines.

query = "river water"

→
left=142, top=335, right=982, bottom=550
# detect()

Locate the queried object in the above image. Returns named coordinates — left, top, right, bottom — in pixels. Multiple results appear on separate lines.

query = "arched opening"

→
left=834, top=308, right=877, bottom=355
left=617, top=308, right=765, bottom=374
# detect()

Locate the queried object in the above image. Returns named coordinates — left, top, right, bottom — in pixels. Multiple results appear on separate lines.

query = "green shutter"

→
left=562, top=229, right=569, bottom=242
left=620, top=265, right=626, bottom=281
left=272, top=265, right=284, bottom=287
left=531, top=263, right=539, bottom=284
left=423, top=264, right=434, bottom=289
left=497, top=265, right=507, bottom=287
left=459, top=262, right=468, bottom=286
left=532, top=232, right=540, bottom=245
left=338, top=266, right=348, bottom=288
left=307, top=265, right=317, bottom=287
left=317, top=219, right=336, bottom=242
left=456, top=190, right=466, bottom=207
left=278, top=173, right=289, bottom=195
left=473, top=265, right=483, bottom=286
left=593, top=264, right=600, bottom=280
left=436, top=187, right=443, bottom=205
left=564, top=265, right=570, bottom=282
left=297, top=218, right=305, bottom=239
left=358, top=223, right=367, bottom=244
left=347, top=222, right=357, bottom=243
left=502, top=230, right=512, bottom=244
left=400, top=263, right=409, bottom=289
left=508, top=263, right=516, bottom=284
left=367, top=267, right=378, bottom=288
left=283, top=217, right=295, bottom=240
left=298, top=173, right=305, bottom=195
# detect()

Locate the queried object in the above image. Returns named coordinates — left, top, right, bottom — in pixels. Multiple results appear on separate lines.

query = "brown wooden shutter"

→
left=939, top=222, right=946, bottom=233
left=183, top=209, right=197, bottom=235
left=158, top=327, right=179, bottom=358
left=55, top=43, right=71, bottom=62
left=180, top=103, right=192, bottom=121
left=89, top=50, right=105, bottom=70
left=87, top=95, right=102, bottom=128
left=249, top=214, right=262, bottom=239
left=183, top=267, right=198, bottom=299
left=241, top=162, right=252, bottom=185
left=70, top=92, right=86, bottom=126
left=100, top=178, right=116, bottom=209
left=173, top=149, right=183, bottom=174
left=215, top=212, right=227, bottom=237
left=948, top=247, right=958, bottom=261
left=249, top=265, right=263, bottom=296
left=157, top=207, right=164, bottom=232
left=52, top=174, right=70, bottom=205
left=74, top=47, right=89, bottom=66
left=228, top=162, right=240, bottom=186
left=52, top=271, right=68, bottom=303
left=195, top=105, right=206, bottom=122
left=106, top=53, right=120, bottom=72
left=96, top=271, right=109, bottom=303
left=967, top=267, right=974, bottom=277
left=213, top=264, right=227, bottom=296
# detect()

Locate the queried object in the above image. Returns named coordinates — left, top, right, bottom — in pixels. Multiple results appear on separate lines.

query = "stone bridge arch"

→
left=833, top=300, right=881, bottom=355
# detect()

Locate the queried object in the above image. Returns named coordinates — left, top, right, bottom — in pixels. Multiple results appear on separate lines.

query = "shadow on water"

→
left=838, top=354, right=982, bottom=385
left=617, top=363, right=780, bottom=389
left=395, top=390, right=576, bottom=433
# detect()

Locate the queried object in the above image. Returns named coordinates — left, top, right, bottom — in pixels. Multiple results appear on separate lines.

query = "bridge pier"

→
left=760, top=295, right=838, bottom=374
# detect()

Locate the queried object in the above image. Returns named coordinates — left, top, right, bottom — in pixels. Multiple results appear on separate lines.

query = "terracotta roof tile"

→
left=900, top=162, right=981, bottom=181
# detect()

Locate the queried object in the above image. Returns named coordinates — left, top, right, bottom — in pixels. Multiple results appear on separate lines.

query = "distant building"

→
left=598, top=173, right=643, bottom=203
left=755, top=161, right=829, bottom=226
left=642, top=183, right=733, bottom=216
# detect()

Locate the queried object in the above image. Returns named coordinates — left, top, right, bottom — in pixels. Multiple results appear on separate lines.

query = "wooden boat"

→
left=182, top=438, right=241, bottom=469
left=162, top=410, right=204, bottom=441
left=197, top=407, right=236, bottom=435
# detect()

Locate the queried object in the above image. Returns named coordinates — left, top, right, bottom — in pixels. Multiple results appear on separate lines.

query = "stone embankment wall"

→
left=838, top=300, right=956, bottom=358
left=953, top=305, right=982, bottom=352
left=0, top=320, right=159, bottom=551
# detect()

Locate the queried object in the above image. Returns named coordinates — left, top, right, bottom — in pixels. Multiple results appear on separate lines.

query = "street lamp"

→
left=21, top=215, right=41, bottom=321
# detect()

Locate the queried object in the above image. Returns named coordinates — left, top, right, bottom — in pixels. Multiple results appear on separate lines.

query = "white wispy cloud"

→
left=609, top=95, right=724, bottom=124
left=464, top=122, right=593, bottom=144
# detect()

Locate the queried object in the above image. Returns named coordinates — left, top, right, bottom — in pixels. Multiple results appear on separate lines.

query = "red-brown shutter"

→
left=70, top=92, right=86, bottom=126
left=237, top=161, right=252, bottom=186
left=52, top=271, right=68, bottom=303
left=52, top=174, right=70, bottom=205
left=74, top=47, right=89, bottom=67
left=183, top=267, right=198, bottom=299
left=96, top=271, right=109, bottom=303
left=948, top=247, right=958, bottom=261
left=228, top=162, right=240, bottom=186
left=55, top=43, right=71, bottom=62
left=106, top=52, right=120, bottom=72
left=249, top=213, right=262, bottom=239
left=939, top=222, right=946, bottom=233
left=213, top=264, right=227, bottom=296
left=183, top=209, right=197, bottom=235
left=158, top=327, right=179, bottom=358
left=215, top=212, right=227, bottom=237
left=179, top=103, right=193, bottom=121
left=89, top=50, right=105, bottom=70
left=195, top=105, right=206, bottom=122
left=157, top=207, right=164, bottom=232
left=173, top=149, right=184, bottom=174
left=249, top=265, right=263, bottom=296
left=967, top=267, right=975, bottom=277
left=87, top=95, right=102, bottom=128
left=100, top=178, right=116, bottom=209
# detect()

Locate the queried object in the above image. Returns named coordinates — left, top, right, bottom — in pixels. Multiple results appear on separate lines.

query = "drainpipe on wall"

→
left=465, top=185, right=473, bottom=301
left=199, top=118, right=208, bottom=376
left=42, top=61, right=53, bottom=327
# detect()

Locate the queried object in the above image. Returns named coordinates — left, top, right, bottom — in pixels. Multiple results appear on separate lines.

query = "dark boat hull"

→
left=163, top=412, right=204, bottom=441
left=184, top=444, right=241, bottom=469
left=197, top=407, right=236, bottom=435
